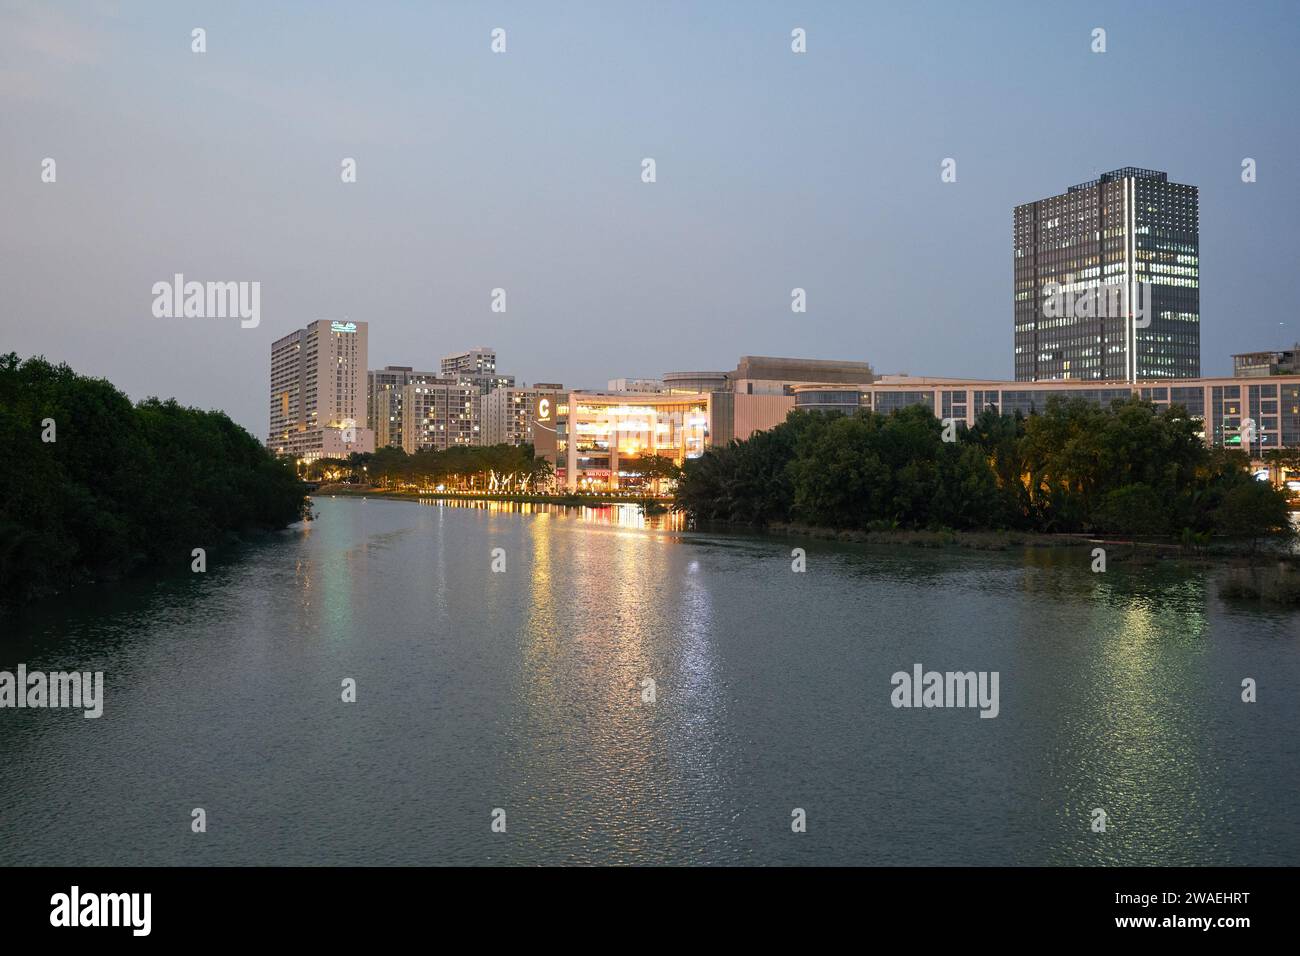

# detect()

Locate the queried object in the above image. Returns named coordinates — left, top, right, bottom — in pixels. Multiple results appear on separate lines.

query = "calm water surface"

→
left=2, top=496, right=1297, bottom=865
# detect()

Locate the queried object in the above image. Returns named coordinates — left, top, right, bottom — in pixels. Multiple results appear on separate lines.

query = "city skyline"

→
left=4, top=1, right=1299, bottom=438
left=4, top=1, right=1299, bottom=893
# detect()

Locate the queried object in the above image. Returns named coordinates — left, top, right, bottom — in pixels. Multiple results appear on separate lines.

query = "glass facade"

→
left=874, top=391, right=935, bottom=415
left=1014, top=168, right=1200, bottom=382
left=793, top=389, right=864, bottom=413
left=566, top=395, right=710, bottom=492
left=940, top=390, right=968, bottom=421
left=1210, top=385, right=1242, bottom=448
left=1283, top=384, right=1300, bottom=449
left=1169, top=386, right=1205, bottom=419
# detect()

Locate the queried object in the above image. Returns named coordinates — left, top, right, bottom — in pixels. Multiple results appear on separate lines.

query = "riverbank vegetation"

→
left=317, top=485, right=662, bottom=508
left=308, top=444, right=684, bottom=497
left=675, top=398, right=1295, bottom=548
left=1, top=353, right=308, bottom=609
left=305, top=443, right=555, bottom=493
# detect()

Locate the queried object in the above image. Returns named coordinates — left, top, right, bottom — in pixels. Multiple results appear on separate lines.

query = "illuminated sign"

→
left=330, top=321, right=357, bottom=333
left=533, top=395, right=557, bottom=435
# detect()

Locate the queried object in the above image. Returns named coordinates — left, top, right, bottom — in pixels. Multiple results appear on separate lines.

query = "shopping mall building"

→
left=534, top=355, right=877, bottom=492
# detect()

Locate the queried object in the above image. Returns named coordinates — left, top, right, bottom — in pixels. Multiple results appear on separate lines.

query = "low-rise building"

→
left=1233, top=346, right=1300, bottom=378
left=793, top=375, right=1300, bottom=457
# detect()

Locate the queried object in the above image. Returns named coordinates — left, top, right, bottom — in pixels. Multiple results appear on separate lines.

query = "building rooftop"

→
left=733, top=355, right=875, bottom=383
left=569, top=390, right=710, bottom=402
left=1067, top=167, right=1169, bottom=192
left=874, top=374, right=1003, bottom=385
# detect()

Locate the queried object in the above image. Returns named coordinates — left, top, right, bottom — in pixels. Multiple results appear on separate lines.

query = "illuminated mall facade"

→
left=533, top=392, right=711, bottom=493
left=532, top=356, right=878, bottom=492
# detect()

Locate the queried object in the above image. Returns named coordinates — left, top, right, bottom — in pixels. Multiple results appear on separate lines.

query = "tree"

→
left=672, top=391, right=1293, bottom=544
left=1214, top=480, right=1293, bottom=554
left=967, top=406, right=1032, bottom=527
left=1, top=352, right=307, bottom=610
left=528, top=453, right=555, bottom=493
left=631, top=454, right=680, bottom=496
left=345, top=451, right=372, bottom=481
left=1090, top=483, right=1169, bottom=537
left=368, top=446, right=412, bottom=487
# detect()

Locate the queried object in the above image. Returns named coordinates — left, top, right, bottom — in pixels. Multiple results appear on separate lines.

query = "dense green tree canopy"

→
left=316, top=443, right=553, bottom=491
left=675, top=396, right=1293, bottom=540
left=1, top=353, right=307, bottom=608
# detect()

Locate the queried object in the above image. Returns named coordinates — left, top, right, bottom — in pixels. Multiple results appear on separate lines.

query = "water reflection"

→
left=1, top=497, right=1296, bottom=866
left=415, top=496, right=686, bottom=530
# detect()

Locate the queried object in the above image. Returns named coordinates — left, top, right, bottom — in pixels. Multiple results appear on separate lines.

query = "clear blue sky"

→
left=3, top=0, right=1298, bottom=435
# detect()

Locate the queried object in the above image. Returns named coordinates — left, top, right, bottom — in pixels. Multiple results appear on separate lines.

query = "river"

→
left=1, top=496, right=1297, bottom=865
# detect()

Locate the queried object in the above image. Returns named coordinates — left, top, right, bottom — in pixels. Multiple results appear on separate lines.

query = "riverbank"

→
left=311, top=484, right=671, bottom=509
left=313, top=488, right=1300, bottom=605
left=756, top=521, right=1079, bottom=551
left=731, top=518, right=1299, bottom=561
left=736, top=519, right=1300, bottom=605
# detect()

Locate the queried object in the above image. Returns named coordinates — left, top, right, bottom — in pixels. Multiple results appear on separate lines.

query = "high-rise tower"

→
left=268, top=320, right=375, bottom=460
left=1014, top=168, right=1199, bottom=382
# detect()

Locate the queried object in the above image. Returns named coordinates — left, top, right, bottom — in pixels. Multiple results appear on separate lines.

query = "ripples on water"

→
left=1, top=497, right=1296, bottom=866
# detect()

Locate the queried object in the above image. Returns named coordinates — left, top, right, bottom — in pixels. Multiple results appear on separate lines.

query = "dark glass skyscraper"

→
left=1014, top=167, right=1200, bottom=382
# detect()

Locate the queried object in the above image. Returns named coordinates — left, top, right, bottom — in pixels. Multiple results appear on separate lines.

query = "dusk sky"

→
left=3, top=0, right=1298, bottom=436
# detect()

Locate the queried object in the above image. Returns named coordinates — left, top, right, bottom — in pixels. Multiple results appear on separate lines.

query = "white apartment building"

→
left=367, top=366, right=443, bottom=449
left=441, top=346, right=514, bottom=394
left=401, top=381, right=482, bottom=453
left=268, top=320, right=375, bottom=461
